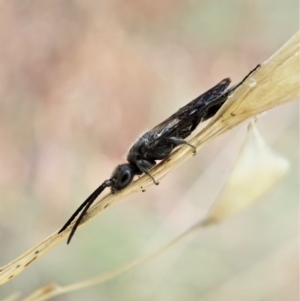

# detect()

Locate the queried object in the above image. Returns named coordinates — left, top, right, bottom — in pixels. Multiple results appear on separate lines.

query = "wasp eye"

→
left=120, top=170, right=131, bottom=185
left=111, top=164, right=134, bottom=191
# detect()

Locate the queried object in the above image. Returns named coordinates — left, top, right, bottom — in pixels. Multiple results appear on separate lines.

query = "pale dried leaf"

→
left=205, top=121, right=290, bottom=223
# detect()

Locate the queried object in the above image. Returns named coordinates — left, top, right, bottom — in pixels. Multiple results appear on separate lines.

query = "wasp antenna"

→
left=58, top=198, right=92, bottom=234
left=58, top=180, right=112, bottom=244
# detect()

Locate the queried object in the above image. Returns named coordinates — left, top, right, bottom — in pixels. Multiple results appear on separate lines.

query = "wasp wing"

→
left=144, top=78, right=231, bottom=150
left=143, top=64, right=261, bottom=152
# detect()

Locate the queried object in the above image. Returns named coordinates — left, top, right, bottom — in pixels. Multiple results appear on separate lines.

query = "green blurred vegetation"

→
left=0, top=1, right=298, bottom=300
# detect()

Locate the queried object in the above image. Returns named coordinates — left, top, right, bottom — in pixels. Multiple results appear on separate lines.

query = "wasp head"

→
left=110, top=163, right=136, bottom=193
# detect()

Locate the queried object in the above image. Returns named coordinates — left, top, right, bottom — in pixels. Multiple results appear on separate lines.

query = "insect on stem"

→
left=59, top=65, right=260, bottom=244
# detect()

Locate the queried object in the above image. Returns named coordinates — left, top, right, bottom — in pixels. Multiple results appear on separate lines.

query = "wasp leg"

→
left=165, top=137, right=196, bottom=154
left=135, top=159, right=159, bottom=185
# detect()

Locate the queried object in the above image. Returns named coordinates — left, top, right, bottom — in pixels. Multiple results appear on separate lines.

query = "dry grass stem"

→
left=23, top=119, right=290, bottom=301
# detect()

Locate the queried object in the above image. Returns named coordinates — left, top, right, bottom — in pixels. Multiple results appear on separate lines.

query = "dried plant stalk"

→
left=0, top=30, right=299, bottom=285
left=22, top=120, right=290, bottom=301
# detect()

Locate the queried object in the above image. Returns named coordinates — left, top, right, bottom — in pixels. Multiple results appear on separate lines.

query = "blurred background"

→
left=0, top=0, right=298, bottom=300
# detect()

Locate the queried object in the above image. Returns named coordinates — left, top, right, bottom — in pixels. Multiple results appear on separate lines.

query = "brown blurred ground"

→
left=0, top=1, right=298, bottom=300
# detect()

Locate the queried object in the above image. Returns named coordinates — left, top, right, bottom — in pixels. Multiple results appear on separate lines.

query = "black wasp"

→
left=59, top=65, right=259, bottom=244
